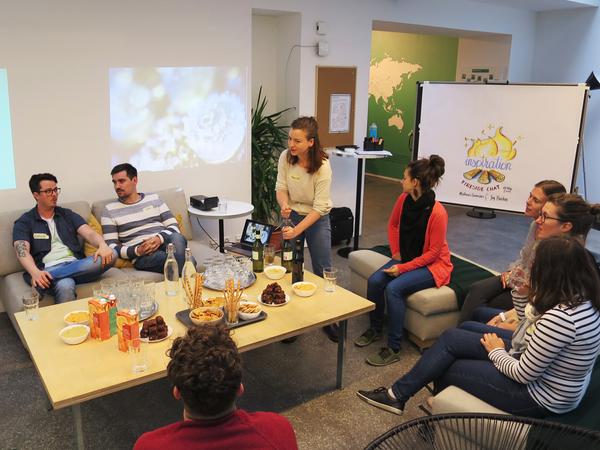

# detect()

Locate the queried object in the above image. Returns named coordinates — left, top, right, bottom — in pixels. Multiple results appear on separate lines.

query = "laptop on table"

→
left=225, top=219, right=274, bottom=257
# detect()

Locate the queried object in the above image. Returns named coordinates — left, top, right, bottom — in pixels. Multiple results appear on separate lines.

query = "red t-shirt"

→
left=133, top=409, right=298, bottom=450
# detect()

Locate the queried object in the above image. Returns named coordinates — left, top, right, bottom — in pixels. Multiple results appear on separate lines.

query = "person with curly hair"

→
left=133, top=325, right=298, bottom=450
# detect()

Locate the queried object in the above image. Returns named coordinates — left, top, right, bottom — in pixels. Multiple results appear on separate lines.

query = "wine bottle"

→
left=281, top=218, right=293, bottom=273
left=252, top=229, right=264, bottom=273
left=291, top=239, right=304, bottom=284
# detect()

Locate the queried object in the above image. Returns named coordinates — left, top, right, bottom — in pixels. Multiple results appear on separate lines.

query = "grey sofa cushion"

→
left=0, top=201, right=91, bottom=277
left=91, top=187, right=193, bottom=241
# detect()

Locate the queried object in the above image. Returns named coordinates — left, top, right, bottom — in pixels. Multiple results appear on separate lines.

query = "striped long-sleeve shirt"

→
left=489, top=301, right=600, bottom=414
left=101, top=193, right=181, bottom=260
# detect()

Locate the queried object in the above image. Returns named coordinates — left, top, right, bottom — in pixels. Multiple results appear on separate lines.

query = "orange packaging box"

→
left=88, top=299, right=111, bottom=341
left=117, top=309, right=140, bottom=353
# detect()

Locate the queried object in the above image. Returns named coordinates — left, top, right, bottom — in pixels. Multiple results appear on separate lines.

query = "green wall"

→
left=367, top=31, right=458, bottom=179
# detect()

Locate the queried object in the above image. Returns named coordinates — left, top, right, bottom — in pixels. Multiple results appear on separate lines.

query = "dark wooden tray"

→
left=175, top=308, right=267, bottom=330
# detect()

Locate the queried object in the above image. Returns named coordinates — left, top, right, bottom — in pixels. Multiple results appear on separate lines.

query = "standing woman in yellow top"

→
left=276, top=116, right=333, bottom=278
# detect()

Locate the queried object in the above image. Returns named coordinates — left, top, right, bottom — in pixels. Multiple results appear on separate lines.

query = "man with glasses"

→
left=12, top=173, right=116, bottom=303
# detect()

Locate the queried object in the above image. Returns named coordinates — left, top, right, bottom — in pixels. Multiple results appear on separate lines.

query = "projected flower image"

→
left=109, top=66, right=247, bottom=171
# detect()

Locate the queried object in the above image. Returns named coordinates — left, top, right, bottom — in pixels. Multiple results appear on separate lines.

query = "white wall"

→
left=0, top=0, right=538, bottom=230
left=456, top=36, right=512, bottom=81
left=252, top=15, right=280, bottom=116
left=533, top=7, right=600, bottom=202
left=0, top=0, right=252, bottom=211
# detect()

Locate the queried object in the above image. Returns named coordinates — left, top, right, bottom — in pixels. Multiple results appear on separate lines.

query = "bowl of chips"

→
left=238, top=301, right=262, bottom=320
left=59, top=324, right=90, bottom=345
left=63, top=310, right=90, bottom=325
left=292, top=281, right=317, bottom=297
left=189, top=307, right=224, bottom=326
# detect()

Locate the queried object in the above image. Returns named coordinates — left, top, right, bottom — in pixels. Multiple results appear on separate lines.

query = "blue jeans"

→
left=34, top=251, right=116, bottom=303
left=458, top=320, right=513, bottom=341
left=391, top=328, right=548, bottom=417
left=367, top=260, right=435, bottom=351
left=471, top=306, right=503, bottom=324
left=290, top=211, right=331, bottom=278
left=134, top=233, right=191, bottom=275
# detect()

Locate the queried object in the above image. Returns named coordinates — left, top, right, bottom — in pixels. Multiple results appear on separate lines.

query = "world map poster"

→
left=367, top=31, right=458, bottom=179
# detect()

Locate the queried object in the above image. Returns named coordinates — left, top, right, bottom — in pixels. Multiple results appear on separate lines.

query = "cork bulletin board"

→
left=315, top=66, right=357, bottom=147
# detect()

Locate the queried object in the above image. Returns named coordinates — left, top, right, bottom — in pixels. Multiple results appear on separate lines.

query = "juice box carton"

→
left=88, top=298, right=111, bottom=341
left=117, top=309, right=140, bottom=353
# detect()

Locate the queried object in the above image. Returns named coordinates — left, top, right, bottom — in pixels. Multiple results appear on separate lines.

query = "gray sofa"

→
left=0, top=187, right=218, bottom=339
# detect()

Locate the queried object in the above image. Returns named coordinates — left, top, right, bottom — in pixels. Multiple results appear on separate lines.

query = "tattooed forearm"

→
left=14, top=240, right=29, bottom=258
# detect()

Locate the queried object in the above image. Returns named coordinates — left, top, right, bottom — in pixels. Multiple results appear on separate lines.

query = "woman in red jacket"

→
left=355, top=155, right=453, bottom=366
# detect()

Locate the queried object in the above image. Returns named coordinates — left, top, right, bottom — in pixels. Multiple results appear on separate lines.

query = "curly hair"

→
left=167, top=325, right=242, bottom=417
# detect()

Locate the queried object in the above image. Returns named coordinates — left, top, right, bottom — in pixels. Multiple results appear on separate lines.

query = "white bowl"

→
left=292, top=281, right=317, bottom=297
left=63, top=310, right=90, bottom=325
left=59, top=324, right=90, bottom=345
left=189, top=307, right=224, bottom=326
left=264, top=265, right=287, bottom=280
left=238, top=301, right=262, bottom=320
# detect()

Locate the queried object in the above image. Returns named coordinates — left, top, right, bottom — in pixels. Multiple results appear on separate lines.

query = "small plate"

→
left=257, top=293, right=290, bottom=307
left=140, top=325, right=172, bottom=343
left=139, top=301, right=159, bottom=321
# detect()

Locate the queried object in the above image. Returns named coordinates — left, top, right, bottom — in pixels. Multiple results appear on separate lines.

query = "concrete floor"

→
left=2, top=175, right=599, bottom=449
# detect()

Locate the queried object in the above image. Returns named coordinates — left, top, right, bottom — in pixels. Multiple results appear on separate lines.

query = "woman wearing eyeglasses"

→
left=461, top=193, right=600, bottom=338
left=358, top=236, right=600, bottom=417
left=459, top=180, right=566, bottom=323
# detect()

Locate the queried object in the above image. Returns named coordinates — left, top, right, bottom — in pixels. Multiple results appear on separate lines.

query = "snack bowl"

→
left=238, top=301, right=262, bottom=320
left=59, top=324, right=90, bottom=345
left=264, top=265, right=287, bottom=280
left=292, top=281, right=317, bottom=297
left=63, top=310, right=90, bottom=325
left=189, top=307, right=224, bottom=326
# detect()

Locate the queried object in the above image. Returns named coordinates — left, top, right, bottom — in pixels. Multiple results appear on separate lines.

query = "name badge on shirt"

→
left=143, top=205, right=154, bottom=212
left=33, top=233, right=49, bottom=239
left=290, top=174, right=300, bottom=181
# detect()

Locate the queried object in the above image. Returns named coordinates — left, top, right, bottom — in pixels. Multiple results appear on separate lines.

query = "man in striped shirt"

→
left=101, top=163, right=191, bottom=274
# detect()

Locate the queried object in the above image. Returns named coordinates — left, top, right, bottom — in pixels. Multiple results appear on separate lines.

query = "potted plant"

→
left=251, top=87, right=292, bottom=249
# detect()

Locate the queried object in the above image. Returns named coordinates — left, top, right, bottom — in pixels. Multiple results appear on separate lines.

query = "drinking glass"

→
left=263, top=245, right=276, bottom=266
left=323, top=267, right=338, bottom=293
left=218, top=198, right=227, bottom=213
left=22, top=291, right=40, bottom=320
left=130, top=338, right=148, bottom=373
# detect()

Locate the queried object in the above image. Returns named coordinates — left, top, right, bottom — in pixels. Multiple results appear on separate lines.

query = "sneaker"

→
left=366, top=347, right=401, bottom=366
left=354, top=328, right=382, bottom=347
left=357, top=387, right=404, bottom=415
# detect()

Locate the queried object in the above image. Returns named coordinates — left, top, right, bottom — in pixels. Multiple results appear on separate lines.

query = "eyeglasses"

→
left=38, top=188, right=61, bottom=196
left=538, top=211, right=564, bottom=224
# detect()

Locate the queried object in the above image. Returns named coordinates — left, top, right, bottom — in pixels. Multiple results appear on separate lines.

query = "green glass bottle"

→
left=252, top=229, right=264, bottom=273
left=281, top=219, right=293, bottom=273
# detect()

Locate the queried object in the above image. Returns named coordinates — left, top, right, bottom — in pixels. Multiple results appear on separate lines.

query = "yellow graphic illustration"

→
left=463, top=126, right=520, bottom=185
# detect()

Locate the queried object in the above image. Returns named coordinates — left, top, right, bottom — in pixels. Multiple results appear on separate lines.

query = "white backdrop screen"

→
left=415, top=83, right=587, bottom=213
left=109, top=66, right=247, bottom=171
left=0, top=69, right=16, bottom=190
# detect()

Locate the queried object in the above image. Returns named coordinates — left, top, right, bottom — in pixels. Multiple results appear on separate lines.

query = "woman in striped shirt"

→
left=357, top=235, right=600, bottom=417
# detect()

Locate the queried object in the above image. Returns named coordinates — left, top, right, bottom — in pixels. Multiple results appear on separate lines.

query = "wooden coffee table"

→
left=15, top=270, right=373, bottom=449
